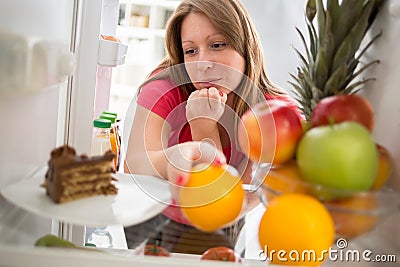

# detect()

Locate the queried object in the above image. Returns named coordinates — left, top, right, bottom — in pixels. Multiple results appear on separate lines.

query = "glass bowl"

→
left=254, top=163, right=400, bottom=240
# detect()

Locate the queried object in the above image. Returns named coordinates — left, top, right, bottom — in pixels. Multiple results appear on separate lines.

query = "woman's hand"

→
left=164, top=141, right=260, bottom=228
left=165, top=141, right=226, bottom=202
left=186, top=87, right=227, bottom=138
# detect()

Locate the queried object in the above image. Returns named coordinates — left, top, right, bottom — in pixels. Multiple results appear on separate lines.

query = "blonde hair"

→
left=143, top=0, right=284, bottom=117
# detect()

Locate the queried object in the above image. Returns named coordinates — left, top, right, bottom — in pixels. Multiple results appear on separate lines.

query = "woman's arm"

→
left=125, top=103, right=259, bottom=218
left=124, top=104, right=226, bottom=198
left=124, top=104, right=170, bottom=178
left=186, top=87, right=227, bottom=150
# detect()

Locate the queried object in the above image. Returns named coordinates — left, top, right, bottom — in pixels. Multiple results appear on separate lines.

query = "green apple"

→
left=296, top=122, right=378, bottom=193
left=34, top=234, right=76, bottom=248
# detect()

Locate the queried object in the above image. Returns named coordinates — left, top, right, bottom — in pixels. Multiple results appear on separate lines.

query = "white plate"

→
left=0, top=172, right=171, bottom=227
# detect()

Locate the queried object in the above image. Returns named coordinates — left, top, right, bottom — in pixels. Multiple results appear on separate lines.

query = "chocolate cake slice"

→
left=43, top=145, right=118, bottom=204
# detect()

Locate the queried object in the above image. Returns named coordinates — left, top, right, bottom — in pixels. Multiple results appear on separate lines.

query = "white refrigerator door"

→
left=0, top=0, right=111, bottom=247
left=0, top=0, right=76, bottom=247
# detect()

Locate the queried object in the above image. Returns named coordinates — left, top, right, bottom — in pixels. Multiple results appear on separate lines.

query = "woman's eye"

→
left=184, top=48, right=197, bottom=56
left=211, top=42, right=227, bottom=49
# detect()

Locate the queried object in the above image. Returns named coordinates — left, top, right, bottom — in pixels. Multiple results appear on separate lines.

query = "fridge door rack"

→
left=0, top=30, right=74, bottom=94
left=97, top=39, right=128, bottom=67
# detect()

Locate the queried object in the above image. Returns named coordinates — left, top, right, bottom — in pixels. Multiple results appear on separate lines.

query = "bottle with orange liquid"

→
left=107, top=111, right=122, bottom=170
left=102, top=111, right=121, bottom=147
left=100, top=112, right=120, bottom=170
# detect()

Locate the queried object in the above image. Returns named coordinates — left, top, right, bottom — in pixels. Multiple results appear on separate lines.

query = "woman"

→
left=124, top=0, right=301, bottom=254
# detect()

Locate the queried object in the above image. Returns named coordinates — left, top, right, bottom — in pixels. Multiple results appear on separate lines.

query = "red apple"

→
left=311, top=94, right=374, bottom=132
left=201, top=246, right=241, bottom=262
left=143, top=243, right=170, bottom=257
left=238, top=100, right=303, bottom=164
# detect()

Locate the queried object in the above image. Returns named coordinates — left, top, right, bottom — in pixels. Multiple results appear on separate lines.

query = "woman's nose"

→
left=197, top=60, right=213, bottom=71
left=196, top=50, right=213, bottom=71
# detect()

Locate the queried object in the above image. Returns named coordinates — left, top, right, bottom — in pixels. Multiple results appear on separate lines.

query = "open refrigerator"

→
left=0, top=0, right=399, bottom=266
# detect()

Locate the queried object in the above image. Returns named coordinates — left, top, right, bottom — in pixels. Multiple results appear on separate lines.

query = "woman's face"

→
left=181, top=12, right=246, bottom=94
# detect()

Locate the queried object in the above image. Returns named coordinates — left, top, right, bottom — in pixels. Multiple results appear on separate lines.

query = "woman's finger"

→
left=191, top=140, right=226, bottom=166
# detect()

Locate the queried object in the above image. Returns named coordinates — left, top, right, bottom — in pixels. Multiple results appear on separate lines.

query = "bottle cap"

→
left=93, top=118, right=111, bottom=128
left=100, top=113, right=116, bottom=123
left=102, top=111, right=118, bottom=118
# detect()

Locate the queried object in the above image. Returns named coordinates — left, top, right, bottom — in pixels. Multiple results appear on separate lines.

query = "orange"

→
left=370, top=144, right=393, bottom=190
left=258, top=193, right=335, bottom=266
left=179, top=163, right=244, bottom=232
left=325, top=194, right=378, bottom=239
left=262, top=160, right=308, bottom=201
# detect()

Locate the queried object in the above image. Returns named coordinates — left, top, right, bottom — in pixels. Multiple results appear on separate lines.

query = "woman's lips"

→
left=197, top=79, right=221, bottom=88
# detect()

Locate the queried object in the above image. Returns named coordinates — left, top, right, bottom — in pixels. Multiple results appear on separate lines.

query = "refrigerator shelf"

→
left=0, top=172, right=171, bottom=227
left=0, top=245, right=271, bottom=267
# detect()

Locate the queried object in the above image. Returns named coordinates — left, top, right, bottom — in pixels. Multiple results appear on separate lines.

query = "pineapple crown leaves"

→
left=290, top=0, right=385, bottom=120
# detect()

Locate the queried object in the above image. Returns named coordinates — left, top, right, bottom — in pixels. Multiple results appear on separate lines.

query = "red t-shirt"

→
left=136, top=77, right=302, bottom=224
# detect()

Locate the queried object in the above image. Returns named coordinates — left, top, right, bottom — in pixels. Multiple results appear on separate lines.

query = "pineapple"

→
left=290, top=0, right=385, bottom=120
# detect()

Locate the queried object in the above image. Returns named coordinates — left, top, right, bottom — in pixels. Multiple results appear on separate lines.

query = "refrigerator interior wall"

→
left=0, top=0, right=75, bottom=246
left=241, top=0, right=306, bottom=96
